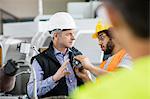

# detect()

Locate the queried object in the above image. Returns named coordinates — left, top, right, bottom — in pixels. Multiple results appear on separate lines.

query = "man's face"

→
left=58, top=29, right=76, bottom=48
left=98, top=32, right=114, bottom=54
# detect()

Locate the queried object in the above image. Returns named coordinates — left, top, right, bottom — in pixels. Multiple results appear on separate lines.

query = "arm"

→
left=86, top=64, right=108, bottom=76
left=27, top=59, right=58, bottom=97
left=75, top=55, right=108, bottom=76
left=117, top=54, right=133, bottom=70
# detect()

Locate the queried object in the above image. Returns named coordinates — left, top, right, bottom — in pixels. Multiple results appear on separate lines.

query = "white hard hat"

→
left=48, top=12, right=76, bottom=31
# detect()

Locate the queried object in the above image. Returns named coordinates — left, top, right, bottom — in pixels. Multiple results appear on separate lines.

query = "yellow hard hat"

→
left=92, top=20, right=111, bottom=39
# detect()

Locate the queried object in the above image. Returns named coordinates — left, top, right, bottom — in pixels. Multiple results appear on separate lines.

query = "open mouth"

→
left=101, top=45, right=105, bottom=51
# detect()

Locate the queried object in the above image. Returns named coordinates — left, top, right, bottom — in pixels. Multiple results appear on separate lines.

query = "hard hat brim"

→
left=92, top=26, right=112, bottom=39
left=92, top=32, right=98, bottom=39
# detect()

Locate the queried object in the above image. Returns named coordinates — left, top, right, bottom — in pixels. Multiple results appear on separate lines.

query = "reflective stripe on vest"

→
left=100, top=49, right=126, bottom=71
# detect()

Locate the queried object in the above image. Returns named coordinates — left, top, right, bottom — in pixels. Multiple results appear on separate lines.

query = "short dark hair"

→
left=102, top=0, right=149, bottom=39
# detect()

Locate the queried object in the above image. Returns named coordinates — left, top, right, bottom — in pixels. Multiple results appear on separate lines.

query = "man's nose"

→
left=71, top=35, right=75, bottom=40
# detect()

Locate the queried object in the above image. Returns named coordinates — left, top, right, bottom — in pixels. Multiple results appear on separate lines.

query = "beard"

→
left=104, top=40, right=115, bottom=55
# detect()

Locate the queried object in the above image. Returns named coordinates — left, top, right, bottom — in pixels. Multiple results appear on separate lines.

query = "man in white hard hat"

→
left=27, top=12, right=84, bottom=98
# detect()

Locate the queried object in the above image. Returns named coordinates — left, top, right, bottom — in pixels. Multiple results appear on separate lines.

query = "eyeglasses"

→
left=98, top=33, right=107, bottom=41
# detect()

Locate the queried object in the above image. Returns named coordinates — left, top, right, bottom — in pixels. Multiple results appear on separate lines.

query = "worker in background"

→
left=27, top=12, right=84, bottom=98
left=0, top=59, right=18, bottom=92
left=0, top=45, right=19, bottom=93
left=74, top=21, right=132, bottom=79
left=71, top=0, right=149, bottom=99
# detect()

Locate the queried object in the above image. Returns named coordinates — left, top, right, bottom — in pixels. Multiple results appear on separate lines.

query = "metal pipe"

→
left=38, top=0, right=43, bottom=16
left=17, top=60, right=38, bottom=99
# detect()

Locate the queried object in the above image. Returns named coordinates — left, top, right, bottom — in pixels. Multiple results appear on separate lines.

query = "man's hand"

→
left=52, top=59, right=70, bottom=82
left=75, top=55, right=108, bottom=76
left=74, top=55, right=93, bottom=70
left=74, top=68, right=91, bottom=82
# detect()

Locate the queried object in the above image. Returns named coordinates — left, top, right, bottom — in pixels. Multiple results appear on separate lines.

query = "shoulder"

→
left=118, top=53, right=133, bottom=70
left=31, top=48, right=49, bottom=64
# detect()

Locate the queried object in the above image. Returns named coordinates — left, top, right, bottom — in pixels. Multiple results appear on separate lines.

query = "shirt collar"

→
left=53, top=46, right=72, bottom=56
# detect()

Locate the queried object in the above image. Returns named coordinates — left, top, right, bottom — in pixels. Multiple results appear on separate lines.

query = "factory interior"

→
left=0, top=0, right=149, bottom=99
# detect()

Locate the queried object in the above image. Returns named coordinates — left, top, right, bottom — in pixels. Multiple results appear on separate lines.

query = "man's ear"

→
left=53, top=32, right=58, bottom=38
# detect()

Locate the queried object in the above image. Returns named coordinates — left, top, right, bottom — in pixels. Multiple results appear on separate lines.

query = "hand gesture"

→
left=52, top=59, right=70, bottom=81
